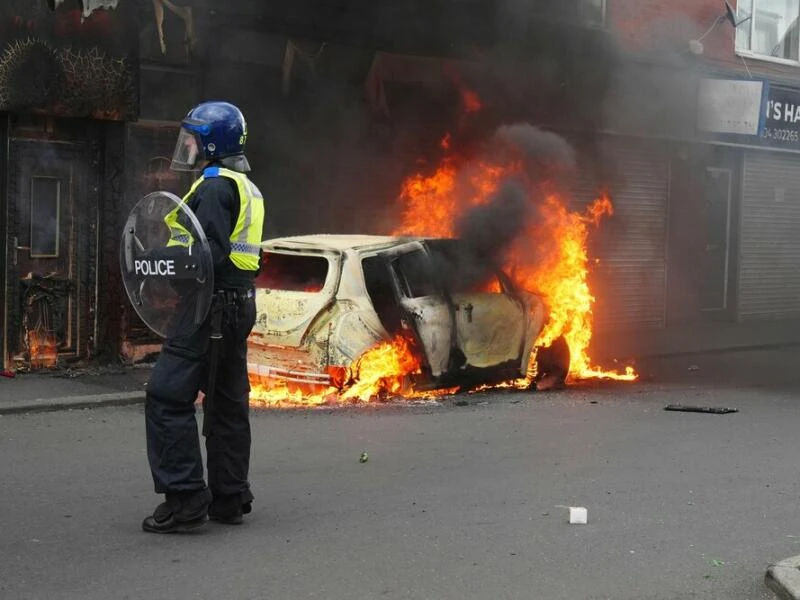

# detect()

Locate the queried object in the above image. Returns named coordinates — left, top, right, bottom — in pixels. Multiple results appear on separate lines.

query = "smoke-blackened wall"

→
left=200, top=33, right=454, bottom=236
left=160, top=2, right=708, bottom=243
left=150, top=2, right=611, bottom=238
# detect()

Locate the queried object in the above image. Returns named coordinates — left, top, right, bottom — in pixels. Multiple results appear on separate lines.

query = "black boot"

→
left=209, top=490, right=254, bottom=525
left=142, top=488, right=212, bottom=533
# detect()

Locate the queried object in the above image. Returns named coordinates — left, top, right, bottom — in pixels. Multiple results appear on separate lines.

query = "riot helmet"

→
left=170, top=101, right=251, bottom=172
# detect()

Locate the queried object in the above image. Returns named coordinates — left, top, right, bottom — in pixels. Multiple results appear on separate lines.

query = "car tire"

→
left=535, top=335, right=571, bottom=388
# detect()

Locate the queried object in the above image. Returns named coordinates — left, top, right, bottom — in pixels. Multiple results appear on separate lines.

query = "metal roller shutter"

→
left=570, top=136, right=669, bottom=331
left=739, top=150, right=800, bottom=320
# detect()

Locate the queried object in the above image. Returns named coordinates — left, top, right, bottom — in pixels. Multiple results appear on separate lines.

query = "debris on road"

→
left=568, top=507, right=588, bottom=524
left=687, top=365, right=700, bottom=371
left=554, top=505, right=588, bottom=524
left=664, top=405, right=738, bottom=415
left=359, top=452, right=369, bottom=463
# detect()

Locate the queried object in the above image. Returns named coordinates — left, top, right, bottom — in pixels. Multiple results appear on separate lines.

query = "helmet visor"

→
left=170, top=128, right=205, bottom=172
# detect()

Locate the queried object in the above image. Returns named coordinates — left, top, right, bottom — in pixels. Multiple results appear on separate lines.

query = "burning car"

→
left=247, top=235, right=570, bottom=399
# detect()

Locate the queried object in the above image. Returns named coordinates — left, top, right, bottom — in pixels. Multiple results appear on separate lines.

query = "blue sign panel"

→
left=759, top=84, right=800, bottom=148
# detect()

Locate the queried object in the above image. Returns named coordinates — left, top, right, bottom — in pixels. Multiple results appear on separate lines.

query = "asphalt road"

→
left=2, top=348, right=800, bottom=600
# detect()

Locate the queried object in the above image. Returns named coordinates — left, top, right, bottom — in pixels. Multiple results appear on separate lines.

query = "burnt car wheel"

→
left=534, top=335, right=571, bottom=389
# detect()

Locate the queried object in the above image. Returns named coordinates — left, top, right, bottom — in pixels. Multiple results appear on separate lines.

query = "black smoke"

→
left=190, top=2, right=716, bottom=240
left=429, top=122, right=578, bottom=292
left=454, top=178, right=529, bottom=264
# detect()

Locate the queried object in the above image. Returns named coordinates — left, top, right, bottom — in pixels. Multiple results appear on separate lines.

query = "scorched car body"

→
left=247, top=235, right=567, bottom=391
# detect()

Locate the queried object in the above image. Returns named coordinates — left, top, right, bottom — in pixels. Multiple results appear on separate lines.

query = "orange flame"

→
left=514, top=195, right=636, bottom=381
left=462, top=89, right=482, bottom=114
left=250, top=335, right=455, bottom=408
left=445, top=65, right=483, bottom=117
left=392, top=140, right=637, bottom=383
left=27, top=330, right=58, bottom=369
left=340, top=335, right=421, bottom=401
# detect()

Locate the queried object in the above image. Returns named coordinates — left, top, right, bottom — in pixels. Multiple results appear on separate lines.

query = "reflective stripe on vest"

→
left=163, top=166, right=265, bottom=272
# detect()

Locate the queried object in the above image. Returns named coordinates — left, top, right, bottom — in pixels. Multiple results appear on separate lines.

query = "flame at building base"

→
left=519, top=195, right=638, bottom=383
left=27, top=330, right=58, bottom=369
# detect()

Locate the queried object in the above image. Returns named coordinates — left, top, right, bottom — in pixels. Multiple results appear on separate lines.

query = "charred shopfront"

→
left=0, top=0, right=203, bottom=370
left=0, top=1, right=138, bottom=370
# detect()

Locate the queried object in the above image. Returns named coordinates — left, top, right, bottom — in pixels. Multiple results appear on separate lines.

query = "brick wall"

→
left=609, top=0, right=800, bottom=81
left=611, top=0, right=733, bottom=59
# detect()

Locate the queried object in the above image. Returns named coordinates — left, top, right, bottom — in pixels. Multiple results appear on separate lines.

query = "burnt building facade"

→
left=0, top=0, right=203, bottom=369
left=3, top=0, right=800, bottom=369
left=0, top=0, right=138, bottom=369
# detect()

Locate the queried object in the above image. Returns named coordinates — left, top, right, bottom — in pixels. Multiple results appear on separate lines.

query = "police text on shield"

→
left=134, top=259, right=176, bottom=276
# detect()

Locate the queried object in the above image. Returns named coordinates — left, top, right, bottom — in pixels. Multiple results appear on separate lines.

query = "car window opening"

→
left=392, top=251, right=439, bottom=298
left=256, top=252, right=328, bottom=293
left=362, top=256, right=404, bottom=334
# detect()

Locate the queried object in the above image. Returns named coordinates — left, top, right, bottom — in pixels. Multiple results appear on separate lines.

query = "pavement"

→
left=4, top=318, right=800, bottom=598
left=0, top=363, right=151, bottom=416
left=590, top=317, right=800, bottom=361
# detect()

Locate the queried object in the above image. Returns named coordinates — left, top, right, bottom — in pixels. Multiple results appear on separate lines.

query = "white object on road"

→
left=568, top=506, right=588, bottom=524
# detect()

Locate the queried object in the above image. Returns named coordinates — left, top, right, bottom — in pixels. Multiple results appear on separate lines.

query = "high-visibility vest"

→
left=164, top=166, right=265, bottom=271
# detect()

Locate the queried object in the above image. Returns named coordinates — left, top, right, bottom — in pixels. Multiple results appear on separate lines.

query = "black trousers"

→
left=145, top=292, right=256, bottom=498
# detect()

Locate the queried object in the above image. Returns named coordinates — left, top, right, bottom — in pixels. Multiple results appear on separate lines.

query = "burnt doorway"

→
left=667, top=145, right=740, bottom=325
left=6, top=139, right=97, bottom=369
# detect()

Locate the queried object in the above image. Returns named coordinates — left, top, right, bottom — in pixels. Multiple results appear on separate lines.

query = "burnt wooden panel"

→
left=6, top=126, right=100, bottom=367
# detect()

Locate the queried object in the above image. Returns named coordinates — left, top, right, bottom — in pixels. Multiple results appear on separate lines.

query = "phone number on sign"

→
left=762, top=127, right=800, bottom=142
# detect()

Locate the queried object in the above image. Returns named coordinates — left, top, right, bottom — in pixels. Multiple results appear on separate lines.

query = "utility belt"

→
left=208, top=288, right=253, bottom=335
left=213, top=288, right=254, bottom=306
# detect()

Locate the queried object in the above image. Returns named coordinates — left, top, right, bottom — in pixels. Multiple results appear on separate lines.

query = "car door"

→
left=450, top=270, right=527, bottom=369
left=381, top=243, right=454, bottom=378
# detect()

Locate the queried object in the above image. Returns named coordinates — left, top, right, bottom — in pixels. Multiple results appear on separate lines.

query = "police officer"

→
left=142, top=101, right=265, bottom=533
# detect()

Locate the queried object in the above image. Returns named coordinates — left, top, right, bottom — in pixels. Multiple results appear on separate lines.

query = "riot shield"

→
left=120, top=191, right=215, bottom=339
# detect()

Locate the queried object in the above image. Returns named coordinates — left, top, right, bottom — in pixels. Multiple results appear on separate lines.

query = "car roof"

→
left=263, top=234, right=427, bottom=253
